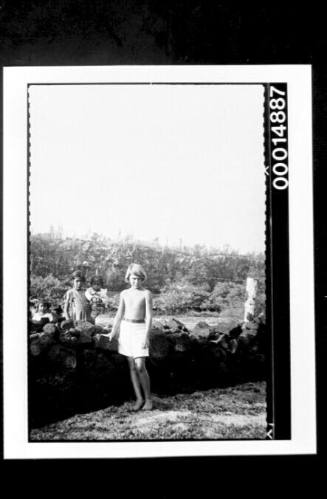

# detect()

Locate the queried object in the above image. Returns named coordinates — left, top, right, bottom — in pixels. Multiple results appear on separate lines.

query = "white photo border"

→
left=3, top=65, right=315, bottom=458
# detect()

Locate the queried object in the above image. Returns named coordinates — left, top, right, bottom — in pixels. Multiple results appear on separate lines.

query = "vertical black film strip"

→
left=265, top=83, right=291, bottom=439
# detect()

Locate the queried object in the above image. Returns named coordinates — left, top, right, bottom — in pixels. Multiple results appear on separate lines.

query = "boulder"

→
left=42, top=323, right=57, bottom=335
left=151, top=320, right=165, bottom=333
left=81, top=349, right=97, bottom=370
left=30, top=332, right=41, bottom=340
left=95, top=315, right=113, bottom=329
left=217, top=318, right=240, bottom=333
left=239, top=328, right=258, bottom=346
left=58, top=330, right=79, bottom=346
left=94, top=333, right=118, bottom=352
left=30, top=333, right=42, bottom=356
left=173, top=318, right=189, bottom=332
left=30, top=318, right=49, bottom=333
left=213, top=333, right=230, bottom=350
left=47, top=344, right=77, bottom=370
left=172, top=332, right=192, bottom=353
left=60, top=319, right=74, bottom=331
left=209, top=325, right=222, bottom=335
left=93, top=324, right=106, bottom=335
left=68, top=328, right=80, bottom=337
left=75, top=321, right=96, bottom=345
left=229, top=325, right=243, bottom=339
left=162, top=318, right=186, bottom=333
left=30, top=331, right=56, bottom=355
left=191, top=321, right=210, bottom=339
left=75, top=320, right=95, bottom=332
left=211, top=332, right=240, bottom=355
left=149, top=331, right=171, bottom=360
left=38, top=331, right=56, bottom=349
left=229, top=338, right=238, bottom=354
left=93, top=352, right=115, bottom=374
left=78, top=331, right=94, bottom=345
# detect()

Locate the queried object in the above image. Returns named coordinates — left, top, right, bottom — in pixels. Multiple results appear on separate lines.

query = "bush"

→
left=30, top=233, right=265, bottom=293
left=200, top=281, right=245, bottom=313
left=154, top=281, right=210, bottom=314
left=106, top=292, right=120, bottom=311
left=29, top=233, right=266, bottom=316
left=30, top=274, right=68, bottom=306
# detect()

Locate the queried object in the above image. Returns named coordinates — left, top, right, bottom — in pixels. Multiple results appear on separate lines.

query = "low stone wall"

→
left=28, top=317, right=266, bottom=428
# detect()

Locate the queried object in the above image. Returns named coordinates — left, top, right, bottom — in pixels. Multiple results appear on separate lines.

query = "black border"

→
left=264, top=83, right=291, bottom=439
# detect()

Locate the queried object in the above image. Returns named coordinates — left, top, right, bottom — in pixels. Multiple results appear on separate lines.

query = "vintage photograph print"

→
left=28, top=82, right=267, bottom=441
left=3, top=66, right=315, bottom=458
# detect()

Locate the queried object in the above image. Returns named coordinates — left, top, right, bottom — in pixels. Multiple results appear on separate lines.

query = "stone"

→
left=42, top=323, right=57, bottom=335
left=173, top=333, right=192, bottom=353
left=60, top=319, right=74, bottom=331
left=149, top=331, right=171, bottom=359
left=163, top=318, right=186, bottom=333
left=75, top=320, right=95, bottom=333
left=95, top=315, right=113, bottom=329
left=217, top=318, right=240, bottom=333
left=151, top=320, right=165, bottom=333
left=94, top=333, right=118, bottom=352
left=191, top=321, right=210, bottom=339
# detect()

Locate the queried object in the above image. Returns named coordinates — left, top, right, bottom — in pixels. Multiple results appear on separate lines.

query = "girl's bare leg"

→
left=127, top=358, right=144, bottom=410
left=135, top=357, right=152, bottom=410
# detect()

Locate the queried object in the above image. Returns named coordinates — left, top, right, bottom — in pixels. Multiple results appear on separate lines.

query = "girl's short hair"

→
left=125, top=263, right=147, bottom=283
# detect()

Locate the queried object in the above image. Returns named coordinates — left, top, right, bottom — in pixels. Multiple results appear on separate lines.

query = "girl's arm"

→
left=144, top=290, right=153, bottom=348
left=109, top=292, right=125, bottom=339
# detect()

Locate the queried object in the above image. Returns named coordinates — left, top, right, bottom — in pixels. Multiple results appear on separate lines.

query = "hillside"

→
left=30, top=233, right=265, bottom=316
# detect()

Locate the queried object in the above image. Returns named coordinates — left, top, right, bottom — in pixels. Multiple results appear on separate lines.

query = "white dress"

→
left=118, top=319, right=149, bottom=358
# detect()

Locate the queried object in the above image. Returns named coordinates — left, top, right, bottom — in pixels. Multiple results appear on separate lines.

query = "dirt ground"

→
left=30, top=381, right=266, bottom=441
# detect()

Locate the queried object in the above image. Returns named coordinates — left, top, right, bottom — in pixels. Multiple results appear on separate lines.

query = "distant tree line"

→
left=30, top=233, right=265, bottom=316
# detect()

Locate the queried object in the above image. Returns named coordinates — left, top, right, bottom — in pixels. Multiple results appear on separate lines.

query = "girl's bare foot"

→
left=142, top=399, right=153, bottom=411
left=132, top=399, right=144, bottom=411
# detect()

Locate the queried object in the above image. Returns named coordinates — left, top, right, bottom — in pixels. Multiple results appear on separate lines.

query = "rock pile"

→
left=28, top=317, right=266, bottom=428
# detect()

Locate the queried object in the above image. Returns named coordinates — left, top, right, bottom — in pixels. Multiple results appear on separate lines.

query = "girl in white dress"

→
left=110, top=263, right=153, bottom=411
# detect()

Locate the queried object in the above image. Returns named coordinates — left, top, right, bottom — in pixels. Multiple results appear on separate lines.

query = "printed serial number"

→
left=269, top=86, right=288, bottom=190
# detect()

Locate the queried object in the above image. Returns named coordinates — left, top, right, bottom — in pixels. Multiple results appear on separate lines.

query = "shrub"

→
left=29, top=234, right=266, bottom=316
left=106, top=293, right=120, bottom=311
left=154, top=281, right=210, bottom=314
left=200, top=281, right=245, bottom=313
left=30, top=274, right=68, bottom=306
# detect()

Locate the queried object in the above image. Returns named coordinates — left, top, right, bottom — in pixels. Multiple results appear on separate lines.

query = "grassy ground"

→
left=30, top=381, right=266, bottom=441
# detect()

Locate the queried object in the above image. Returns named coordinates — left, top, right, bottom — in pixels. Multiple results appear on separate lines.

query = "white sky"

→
left=29, top=84, right=265, bottom=253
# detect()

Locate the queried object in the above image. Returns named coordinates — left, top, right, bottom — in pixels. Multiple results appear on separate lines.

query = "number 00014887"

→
left=269, top=86, right=288, bottom=191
